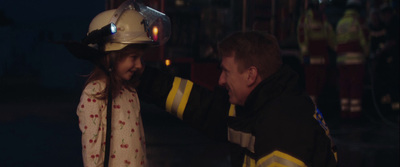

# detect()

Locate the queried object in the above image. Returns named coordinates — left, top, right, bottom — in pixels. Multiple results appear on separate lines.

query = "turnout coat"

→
left=138, top=65, right=337, bottom=167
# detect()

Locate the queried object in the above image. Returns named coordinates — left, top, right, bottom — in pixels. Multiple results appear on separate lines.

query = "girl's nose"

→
left=135, top=58, right=143, bottom=69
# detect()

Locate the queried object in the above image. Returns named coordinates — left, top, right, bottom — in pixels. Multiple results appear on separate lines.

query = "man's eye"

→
left=222, top=70, right=228, bottom=76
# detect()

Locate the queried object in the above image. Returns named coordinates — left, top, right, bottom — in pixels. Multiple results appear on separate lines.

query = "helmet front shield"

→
left=109, top=0, right=171, bottom=46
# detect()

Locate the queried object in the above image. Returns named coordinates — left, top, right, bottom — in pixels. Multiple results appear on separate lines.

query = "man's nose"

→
left=218, top=74, right=226, bottom=87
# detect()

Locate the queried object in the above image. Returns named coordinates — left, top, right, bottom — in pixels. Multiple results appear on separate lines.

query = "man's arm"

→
left=138, top=66, right=231, bottom=141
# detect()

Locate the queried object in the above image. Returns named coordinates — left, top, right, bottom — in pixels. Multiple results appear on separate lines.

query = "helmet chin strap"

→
left=103, top=51, right=115, bottom=167
left=104, top=81, right=113, bottom=167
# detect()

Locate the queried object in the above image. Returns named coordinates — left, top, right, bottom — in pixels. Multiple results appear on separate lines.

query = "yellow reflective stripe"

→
left=334, top=152, right=338, bottom=162
left=165, top=77, right=193, bottom=120
left=257, top=151, right=306, bottom=167
left=166, top=77, right=181, bottom=113
left=308, top=30, right=329, bottom=40
left=337, top=33, right=360, bottom=43
left=229, top=104, right=236, bottom=117
left=228, top=127, right=255, bottom=153
left=243, top=154, right=256, bottom=167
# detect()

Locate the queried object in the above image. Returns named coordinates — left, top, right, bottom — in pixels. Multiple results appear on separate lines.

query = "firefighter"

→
left=297, top=0, right=336, bottom=105
left=138, top=31, right=337, bottom=167
left=376, top=4, right=399, bottom=114
left=368, top=8, right=386, bottom=60
left=335, top=0, right=368, bottom=118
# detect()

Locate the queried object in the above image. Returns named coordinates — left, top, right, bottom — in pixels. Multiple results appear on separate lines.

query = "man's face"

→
left=218, top=55, right=250, bottom=106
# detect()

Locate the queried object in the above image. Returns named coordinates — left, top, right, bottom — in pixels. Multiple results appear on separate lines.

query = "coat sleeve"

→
left=138, top=66, right=231, bottom=141
left=77, top=82, right=106, bottom=167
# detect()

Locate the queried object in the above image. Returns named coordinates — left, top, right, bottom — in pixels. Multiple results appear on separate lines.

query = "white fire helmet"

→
left=87, top=0, right=171, bottom=51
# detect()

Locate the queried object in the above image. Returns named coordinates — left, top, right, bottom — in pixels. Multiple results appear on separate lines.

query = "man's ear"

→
left=247, top=66, right=259, bottom=86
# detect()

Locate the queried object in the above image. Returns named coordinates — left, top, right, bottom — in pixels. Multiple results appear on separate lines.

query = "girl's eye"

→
left=129, top=54, right=138, bottom=59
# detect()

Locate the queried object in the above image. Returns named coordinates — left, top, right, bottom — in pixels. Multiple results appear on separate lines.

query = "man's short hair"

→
left=217, top=31, right=282, bottom=79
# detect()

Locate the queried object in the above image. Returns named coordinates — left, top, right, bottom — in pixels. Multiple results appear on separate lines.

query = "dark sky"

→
left=0, top=0, right=109, bottom=90
left=0, top=0, right=105, bottom=24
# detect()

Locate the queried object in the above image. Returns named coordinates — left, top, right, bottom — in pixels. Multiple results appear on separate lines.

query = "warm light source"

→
left=165, top=59, right=171, bottom=66
left=152, top=26, right=159, bottom=41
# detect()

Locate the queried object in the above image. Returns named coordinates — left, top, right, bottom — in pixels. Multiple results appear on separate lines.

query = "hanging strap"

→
left=104, top=88, right=113, bottom=167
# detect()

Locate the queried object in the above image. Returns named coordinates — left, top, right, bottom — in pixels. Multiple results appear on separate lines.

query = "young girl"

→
left=74, top=1, right=170, bottom=166
left=77, top=44, right=147, bottom=167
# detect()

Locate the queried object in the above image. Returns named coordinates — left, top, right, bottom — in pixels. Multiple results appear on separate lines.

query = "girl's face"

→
left=115, top=46, right=145, bottom=81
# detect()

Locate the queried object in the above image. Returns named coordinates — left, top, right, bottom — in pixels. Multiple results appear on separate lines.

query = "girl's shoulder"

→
left=83, top=80, right=106, bottom=97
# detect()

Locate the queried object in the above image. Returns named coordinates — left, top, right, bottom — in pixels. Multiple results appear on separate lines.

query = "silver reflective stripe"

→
left=165, top=77, right=193, bottom=119
left=309, top=57, right=326, bottom=64
left=170, top=79, right=188, bottom=115
left=227, top=127, right=255, bottom=153
left=258, top=155, right=303, bottom=167
left=244, top=155, right=256, bottom=167
left=337, top=52, right=364, bottom=64
left=245, top=155, right=251, bottom=166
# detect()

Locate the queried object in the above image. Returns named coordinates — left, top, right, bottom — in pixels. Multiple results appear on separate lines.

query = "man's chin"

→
left=229, top=98, right=245, bottom=106
left=229, top=98, right=237, bottom=105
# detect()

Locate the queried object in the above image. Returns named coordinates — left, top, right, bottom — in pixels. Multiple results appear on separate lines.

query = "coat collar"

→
left=238, top=65, right=302, bottom=116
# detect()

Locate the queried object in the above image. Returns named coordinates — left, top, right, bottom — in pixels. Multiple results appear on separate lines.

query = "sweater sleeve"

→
left=138, top=66, right=231, bottom=141
left=77, top=81, right=106, bottom=167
